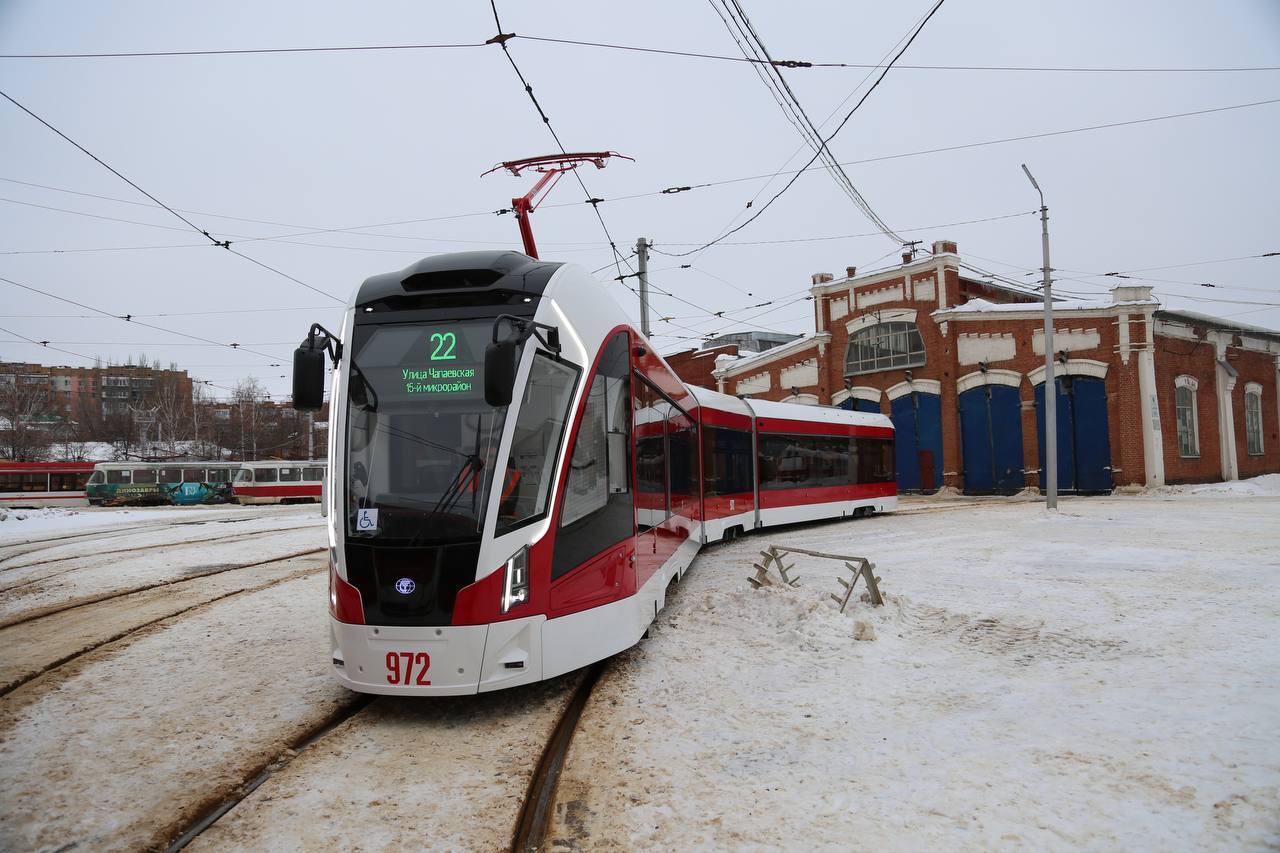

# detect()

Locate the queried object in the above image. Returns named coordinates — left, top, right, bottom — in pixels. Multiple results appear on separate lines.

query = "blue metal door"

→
left=890, top=391, right=943, bottom=493
left=1035, top=376, right=1113, bottom=494
left=1070, top=377, right=1113, bottom=493
left=959, top=385, right=1025, bottom=495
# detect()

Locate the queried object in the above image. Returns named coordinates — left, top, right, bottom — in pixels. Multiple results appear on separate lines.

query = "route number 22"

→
left=386, top=651, right=431, bottom=685
left=430, top=332, right=457, bottom=360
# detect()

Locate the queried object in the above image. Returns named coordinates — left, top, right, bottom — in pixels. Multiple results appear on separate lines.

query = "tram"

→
left=0, top=461, right=95, bottom=508
left=230, top=460, right=326, bottom=504
left=293, top=250, right=895, bottom=696
left=86, top=462, right=237, bottom=506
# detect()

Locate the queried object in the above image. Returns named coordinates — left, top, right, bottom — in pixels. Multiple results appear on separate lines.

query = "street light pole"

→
left=1022, top=163, right=1057, bottom=510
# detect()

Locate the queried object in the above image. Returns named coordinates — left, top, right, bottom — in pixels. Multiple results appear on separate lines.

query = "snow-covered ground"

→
left=0, top=503, right=316, bottom=539
left=548, top=490, right=1280, bottom=849
left=0, top=573, right=349, bottom=852
left=1, top=486, right=1277, bottom=851
left=0, top=509, right=325, bottom=624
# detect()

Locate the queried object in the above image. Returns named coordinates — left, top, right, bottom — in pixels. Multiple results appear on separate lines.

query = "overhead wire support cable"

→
left=710, top=0, right=905, bottom=244
left=0, top=87, right=344, bottom=303
left=0, top=274, right=289, bottom=362
left=660, top=0, right=948, bottom=257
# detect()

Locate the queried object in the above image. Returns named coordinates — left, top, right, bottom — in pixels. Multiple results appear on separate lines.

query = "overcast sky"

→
left=2, top=0, right=1278, bottom=399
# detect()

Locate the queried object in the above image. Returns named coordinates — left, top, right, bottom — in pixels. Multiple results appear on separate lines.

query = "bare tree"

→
left=153, top=373, right=193, bottom=457
left=0, top=380, right=54, bottom=461
left=233, top=377, right=267, bottom=461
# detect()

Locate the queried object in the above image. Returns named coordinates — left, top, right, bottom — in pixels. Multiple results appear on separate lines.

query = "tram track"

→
left=164, top=694, right=378, bottom=852
left=0, top=509, right=309, bottom=570
left=0, top=522, right=323, bottom=596
left=512, top=663, right=606, bottom=853
left=0, top=555, right=325, bottom=697
left=0, top=546, right=324, bottom=631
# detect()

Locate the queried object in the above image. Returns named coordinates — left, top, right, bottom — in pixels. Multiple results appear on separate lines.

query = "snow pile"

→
left=0, top=506, right=80, bottom=524
left=1143, top=473, right=1280, bottom=498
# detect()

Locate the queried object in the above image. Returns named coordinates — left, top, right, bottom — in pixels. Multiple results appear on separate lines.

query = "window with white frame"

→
left=1174, top=376, right=1199, bottom=458
left=844, top=321, right=926, bottom=376
left=1244, top=383, right=1264, bottom=456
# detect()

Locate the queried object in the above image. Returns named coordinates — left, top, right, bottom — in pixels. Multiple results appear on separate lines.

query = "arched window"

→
left=1245, top=383, right=1264, bottom=456
left=844, top=321, right=925, bottom=376
left=1174, top=376, right=1199, bottom=458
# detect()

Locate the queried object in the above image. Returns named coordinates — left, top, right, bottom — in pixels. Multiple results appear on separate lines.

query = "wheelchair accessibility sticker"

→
left=356, top=508, right=379, bottom=532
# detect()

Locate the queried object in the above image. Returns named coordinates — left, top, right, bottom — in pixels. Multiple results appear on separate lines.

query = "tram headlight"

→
left=501, top=546, right=530, bottom=613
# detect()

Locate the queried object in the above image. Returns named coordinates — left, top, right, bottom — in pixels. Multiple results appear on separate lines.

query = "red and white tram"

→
left=0, top=461, right=94, bottom=508
left=293, top=250, right=895, bottom=696
left=230, top=460, right=326, bottom=505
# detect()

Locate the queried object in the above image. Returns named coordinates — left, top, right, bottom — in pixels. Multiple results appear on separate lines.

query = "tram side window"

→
left=157, top=468, right=181, bottom=483
left=496, top=354, right=580, bottom=533
left=234, top=469, right=252, bottom=483
left=667, top=408, right=697, bottom=514
left=253, top=468, right=278, bottom=483
left=552, top=332, right=634, bottom=581
left=182, top=468, right=207, bottom=483
left=304, top=467, right=324, bottom=481
left=132, top=469, right=158, bottom=484
left=206, top=468, right=231, bottom=483
left=18, top=474, right=47, bottom=492
left=106, top=469, right=131, bottom=484
left=757, top=434, right=850, bottom=490
left=50, top=472, right=91, bottom=491
left=279, top=468, right=302, bottom=482
left=88, top=471, right=105, bottom=485
left=702, top=426, right=753, bottom=496
left=857, top=438, right=895, bottom=484
left=633, top=375, right=669, bottom=532
left=0, top=473, right=23, bottom=491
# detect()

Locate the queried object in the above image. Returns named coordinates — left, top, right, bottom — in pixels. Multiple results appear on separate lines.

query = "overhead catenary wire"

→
left=7, top=96, right=1276, bottom=258
left=0, top=88, right=345, bottom=303
left=0, top=274, right=290, bottom=363
left=707, top=0, right=905, bottom=245
left=4, top=34, right=1278, bottom=74
left=657, top=0, right=948, bottom=258
left=486, top=1, right=634, bottom=280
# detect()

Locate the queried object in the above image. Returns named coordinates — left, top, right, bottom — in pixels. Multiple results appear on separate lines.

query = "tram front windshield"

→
left=345, top=319, right=578, bottom=545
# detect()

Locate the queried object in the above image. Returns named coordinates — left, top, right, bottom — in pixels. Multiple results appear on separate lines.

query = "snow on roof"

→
left=712, top=334, right=826, bottom=376
left=1155, top=309, right=1280, bottom=340
left=935, top=295, right=1158, bottom=316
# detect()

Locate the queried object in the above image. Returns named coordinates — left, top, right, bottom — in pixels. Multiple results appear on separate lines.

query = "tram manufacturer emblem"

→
left=395, top=577, right=416, bottom=595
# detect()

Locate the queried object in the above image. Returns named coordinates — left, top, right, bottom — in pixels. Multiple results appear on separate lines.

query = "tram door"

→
left=890, top=391, right=943, bottom=493
left=958, top=385, right=1025, bottom=494
left=1034, top=376, right=1113, bottom=494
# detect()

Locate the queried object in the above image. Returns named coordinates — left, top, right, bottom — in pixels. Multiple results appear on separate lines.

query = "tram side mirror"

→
left=293, top=346, right=326, bottom=411
left=485, top=338, right=519, bottom=407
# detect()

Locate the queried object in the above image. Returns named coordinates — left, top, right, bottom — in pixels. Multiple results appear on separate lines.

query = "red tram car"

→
left=293, top=251, right=895, bottom=696
left=0, top=461, right=95, bottom=508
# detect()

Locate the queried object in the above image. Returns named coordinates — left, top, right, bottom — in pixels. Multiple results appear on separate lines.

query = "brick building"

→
left=665, top=240, right=1280, bottom=493
left=0, top=361, right=194, bottom=420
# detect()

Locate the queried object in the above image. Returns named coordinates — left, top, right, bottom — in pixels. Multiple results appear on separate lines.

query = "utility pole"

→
left=1022, top=164, right=1057, bottom=510
left=635, top=237, right=652, bottom=338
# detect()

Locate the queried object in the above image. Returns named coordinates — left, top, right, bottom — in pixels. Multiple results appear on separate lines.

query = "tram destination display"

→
left=356, top=322, right=490, bottom=402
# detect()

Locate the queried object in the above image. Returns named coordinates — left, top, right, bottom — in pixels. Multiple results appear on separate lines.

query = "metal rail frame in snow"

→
left=481, top=151, right=632, bottom=259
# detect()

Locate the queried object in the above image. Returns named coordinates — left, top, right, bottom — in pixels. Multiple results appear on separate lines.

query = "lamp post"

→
left=1022, top=163, right=1057, bottom=509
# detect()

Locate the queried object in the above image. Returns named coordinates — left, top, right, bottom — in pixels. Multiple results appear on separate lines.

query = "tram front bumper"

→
left=329, top=615, right=545, bottom=696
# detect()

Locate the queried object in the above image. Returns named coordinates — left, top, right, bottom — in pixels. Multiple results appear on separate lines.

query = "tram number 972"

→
left=385, top=651, right=431, bottom=685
